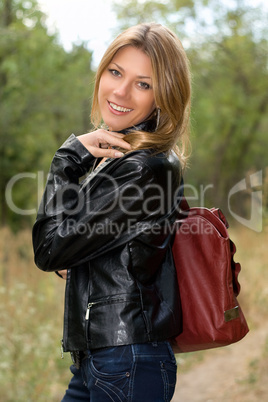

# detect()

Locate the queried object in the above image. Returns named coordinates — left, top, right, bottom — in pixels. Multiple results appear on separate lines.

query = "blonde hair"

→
left=91, top=23, right=191, bottom=167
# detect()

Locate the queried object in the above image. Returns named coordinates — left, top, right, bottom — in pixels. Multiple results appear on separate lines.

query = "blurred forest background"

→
left=0, top=0, right=268, bottom=401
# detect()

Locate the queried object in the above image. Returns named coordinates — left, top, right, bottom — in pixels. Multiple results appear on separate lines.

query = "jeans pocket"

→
left=160, top=360, right=177, bottom=402
left=90, top=355, right=131, bottom=380
left=86, top=354, right=131, bottom=401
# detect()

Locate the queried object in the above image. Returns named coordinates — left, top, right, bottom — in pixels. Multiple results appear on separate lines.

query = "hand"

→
left=77, top=129, right=132, bottom=158
left=57, top=269, right=68, bottom=280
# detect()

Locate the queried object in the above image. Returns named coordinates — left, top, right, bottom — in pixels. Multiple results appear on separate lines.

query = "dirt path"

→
left=171, top=324, right=268, bottom=401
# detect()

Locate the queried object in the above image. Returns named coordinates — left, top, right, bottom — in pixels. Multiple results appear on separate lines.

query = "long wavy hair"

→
left=91, top=23, right=191, bottom=168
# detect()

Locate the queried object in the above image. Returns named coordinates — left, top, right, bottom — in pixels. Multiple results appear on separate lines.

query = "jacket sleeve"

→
left=32, top=135, right=173, bottom=272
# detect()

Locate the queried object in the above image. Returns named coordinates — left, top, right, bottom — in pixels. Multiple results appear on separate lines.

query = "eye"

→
left=108, top=69, right=121, bottom=77
left=137, top=81, right=151, bottom=90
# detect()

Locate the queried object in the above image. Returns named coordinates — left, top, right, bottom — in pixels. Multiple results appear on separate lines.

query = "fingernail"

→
left=114, top=151, right=124, bottom=157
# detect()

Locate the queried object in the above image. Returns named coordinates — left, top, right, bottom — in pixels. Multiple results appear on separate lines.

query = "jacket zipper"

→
left=85, top=302, right=97, bottom=348
left=85, top=297, right=130, bottom=320
left=60, top=338, right=64, bottom=359
left=85, top=302, right=98, bottom=320
left=85, top=297, right=136, bottom=348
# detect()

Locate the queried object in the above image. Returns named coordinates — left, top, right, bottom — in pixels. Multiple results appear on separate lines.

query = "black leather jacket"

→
left=32, top=122, right=183, bottom=352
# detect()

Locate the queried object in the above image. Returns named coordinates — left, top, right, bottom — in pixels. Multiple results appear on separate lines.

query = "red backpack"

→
left=171, top=197, right=249, bottom=353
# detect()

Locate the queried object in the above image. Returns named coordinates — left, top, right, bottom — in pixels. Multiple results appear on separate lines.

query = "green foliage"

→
left=0, top=0, right=94, bottom=229
left=112, top=0, right=196, bottom=33
left=113, top=0, right=268, bottom=214
left=1, top=0, right=268, bottom=229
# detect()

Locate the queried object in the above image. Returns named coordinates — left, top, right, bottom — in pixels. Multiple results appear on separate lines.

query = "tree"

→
left=112, top=0, right=268, bottom=214
left=0, top=0, right=94, bottom=228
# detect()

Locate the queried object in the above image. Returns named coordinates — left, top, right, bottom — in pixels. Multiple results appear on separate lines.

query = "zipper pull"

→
left=60, top=339, right=64, bottom=359
left=85, top=302, right=94, bottom=320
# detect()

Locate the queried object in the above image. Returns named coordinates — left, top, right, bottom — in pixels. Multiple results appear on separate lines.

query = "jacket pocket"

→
left=85, top=296, right=143, bottom=348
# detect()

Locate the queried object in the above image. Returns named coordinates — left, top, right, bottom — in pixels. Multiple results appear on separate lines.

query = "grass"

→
left=0, top=228, right=72, bottom=402
left=0, top=224, right=267, bottom=401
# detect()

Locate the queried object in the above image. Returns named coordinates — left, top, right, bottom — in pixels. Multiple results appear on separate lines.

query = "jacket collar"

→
left=118, top=119, right=156, bottom=135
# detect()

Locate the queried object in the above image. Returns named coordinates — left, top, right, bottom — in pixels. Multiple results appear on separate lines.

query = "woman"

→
left=33, top=22, right=191, bottom=402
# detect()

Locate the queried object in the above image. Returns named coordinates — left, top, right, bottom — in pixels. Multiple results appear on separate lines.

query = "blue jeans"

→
left=61, top=341, right=177, bottom=401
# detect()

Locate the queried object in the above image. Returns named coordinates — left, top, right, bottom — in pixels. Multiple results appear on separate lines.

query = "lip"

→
left=107, top=100, right=133, bottom=115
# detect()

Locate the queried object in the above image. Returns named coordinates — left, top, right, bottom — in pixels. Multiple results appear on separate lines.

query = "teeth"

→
left=109, top=102, right=132, bottom=112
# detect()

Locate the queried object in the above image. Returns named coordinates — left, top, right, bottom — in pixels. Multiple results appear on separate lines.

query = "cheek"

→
left=143, top=95, right=156, bottom=114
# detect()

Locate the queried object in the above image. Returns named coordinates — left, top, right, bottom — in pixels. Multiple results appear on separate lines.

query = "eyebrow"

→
left=111, top=62, right=152, bottom=80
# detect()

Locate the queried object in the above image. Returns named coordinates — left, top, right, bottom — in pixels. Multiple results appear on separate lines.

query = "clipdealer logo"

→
left=228, top=170, right=263, bottom=232
left=4, top=169, right=265, bottom=232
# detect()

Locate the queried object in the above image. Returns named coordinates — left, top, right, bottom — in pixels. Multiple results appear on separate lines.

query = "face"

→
left=98, top=46, right=156, bottom=131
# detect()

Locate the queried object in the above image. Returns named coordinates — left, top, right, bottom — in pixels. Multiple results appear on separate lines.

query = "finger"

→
left=98, top=131, right=132, bottom=151
left=88, top=145, right=125, bottom=158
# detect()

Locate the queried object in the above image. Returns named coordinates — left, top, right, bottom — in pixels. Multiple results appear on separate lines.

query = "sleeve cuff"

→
left=59, top=134, right=96, bottom=171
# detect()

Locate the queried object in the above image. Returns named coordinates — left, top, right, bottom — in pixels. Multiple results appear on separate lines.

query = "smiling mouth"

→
left=108, top=101, right=133, bottom=113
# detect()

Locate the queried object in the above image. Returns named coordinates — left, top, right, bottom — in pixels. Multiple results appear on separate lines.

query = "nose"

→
left=113, top=79, right=131, bottom=99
